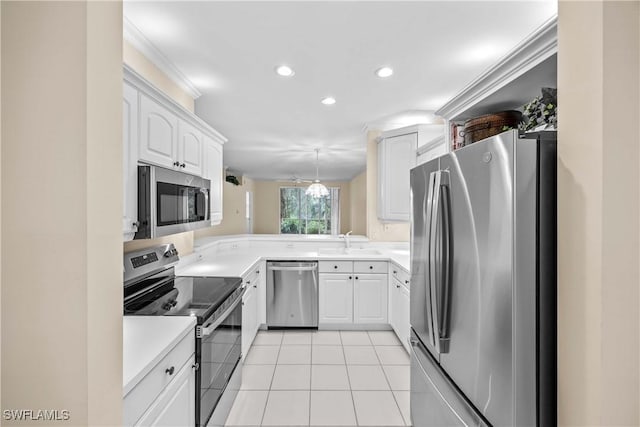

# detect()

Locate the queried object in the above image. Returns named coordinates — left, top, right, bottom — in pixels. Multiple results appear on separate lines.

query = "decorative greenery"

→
left=226, top=175, right=240, bottom=186
left=519, top=87, right=557, bottom=132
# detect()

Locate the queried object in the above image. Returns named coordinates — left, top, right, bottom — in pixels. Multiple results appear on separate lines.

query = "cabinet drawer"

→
left=354, top=261, right=387, bottom=274
left=390, top=265, right=410, bottom=289
left=319, top=260, right=353, bottom=273
left=123, top=331, right=195, bottom=426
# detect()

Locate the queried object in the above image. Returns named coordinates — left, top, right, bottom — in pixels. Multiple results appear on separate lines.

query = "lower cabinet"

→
left=353, top=274, right=388, bottom=323
left=319, top=261, right=388, bottom=326
left=319, top=273, right=354, bottom=323
left=124, top=332, right=195, bottom=427
left=241, top=263, right=262, bottom=359
left=136, top=355, right=196, bottom=427
left=241, top=283, right=257, bottom=359
left=390, top=277, right=411, bottom=352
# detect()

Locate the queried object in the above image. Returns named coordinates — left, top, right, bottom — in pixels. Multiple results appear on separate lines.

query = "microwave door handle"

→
left=181, top=187, right=190, bottom=222
left=424, top=171, right=437, bottom=349
left=201, top=188, right=210, bottom=221
left=429, top=170, right=442, bottom=354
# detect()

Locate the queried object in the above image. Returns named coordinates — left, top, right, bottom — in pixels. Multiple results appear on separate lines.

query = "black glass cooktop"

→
left=124, top=276, right=242, bottom=323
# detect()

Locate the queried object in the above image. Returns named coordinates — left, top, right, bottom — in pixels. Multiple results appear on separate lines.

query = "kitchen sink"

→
left=318, top=247, right=382, bottom=256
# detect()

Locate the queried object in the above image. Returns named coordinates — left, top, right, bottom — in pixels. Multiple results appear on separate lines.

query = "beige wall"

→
left=1, top=2, right=123, bottom=425
left=253, top=180, right=351, bottom=234
left=123, top=231, right=195, bottom=256
left=349, top=171, right=367, bottom=236
left=195, top=178, right=255, bottom=238
left=123, top=40, right=194, bottom=112
left=365, top=130, right=410, bottom=242
left=558, top=1, right=640, bottom=425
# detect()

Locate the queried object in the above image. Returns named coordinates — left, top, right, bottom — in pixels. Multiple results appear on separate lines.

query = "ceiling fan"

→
left=275, top=175, right=313, bottom=184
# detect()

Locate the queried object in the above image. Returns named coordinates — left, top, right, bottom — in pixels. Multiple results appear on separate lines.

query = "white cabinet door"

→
left=123, top=83, right=139, bottom=240
left=139, top=94, right=178, bottom=169
left=135, top=356, right=195, bottom=427
left=241, top=284, right=257, bottom=359
left=177, top=120, right=203, bottom=176
left=398, top=284, right=410, bottom=352
left=377, top=132, right=417, bottom=222
left=203, top=137, right=224, bottom=225
left=353, top=274, right=388, bottom=323
left=319, top=274, right=353, bottom=324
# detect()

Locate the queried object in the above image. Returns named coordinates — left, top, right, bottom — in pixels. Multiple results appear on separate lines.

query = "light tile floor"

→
left=224, top=330, right=411, bottom=427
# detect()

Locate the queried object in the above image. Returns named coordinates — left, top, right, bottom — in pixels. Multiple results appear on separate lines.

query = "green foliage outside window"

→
left=280, top=187, right=332, bottom=235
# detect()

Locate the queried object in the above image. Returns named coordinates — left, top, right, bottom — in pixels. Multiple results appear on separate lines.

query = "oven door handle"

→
left=199, top=289, right=246, bottom=338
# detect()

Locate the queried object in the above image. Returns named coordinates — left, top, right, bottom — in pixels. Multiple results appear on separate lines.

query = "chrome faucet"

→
left=340, top=230, right=353, bottom=251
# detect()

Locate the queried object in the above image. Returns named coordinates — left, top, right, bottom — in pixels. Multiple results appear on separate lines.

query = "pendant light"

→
left=306, top=148, right=329, bottom=198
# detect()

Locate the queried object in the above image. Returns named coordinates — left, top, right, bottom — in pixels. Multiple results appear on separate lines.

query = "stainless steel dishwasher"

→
left=266, top=261, right=318, bottom=328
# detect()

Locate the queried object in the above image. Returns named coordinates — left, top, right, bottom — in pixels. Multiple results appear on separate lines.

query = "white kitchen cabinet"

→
left=378, top=125, right=446, bottom=222
left=177, top=120, right=204, bottom=176
left=241, top=284, right=257, bottom=360
left=123, top=82, right=139, bottom=241
left=377, top=132, right=417, bottom=222
left=124, top=328, right=195, bottom=427
left=139, top=94, right=179, bottom=169
left=390, top=276, right=410, bottom=353
left=203, top=136, right=224, bottom=225
left=319, top=273, right=354, bottom=324
left=135, top=355, right=195, bottom=427
left=241, top=264, right=262, bottom=359
left=353, top=274, right=388, bottom=324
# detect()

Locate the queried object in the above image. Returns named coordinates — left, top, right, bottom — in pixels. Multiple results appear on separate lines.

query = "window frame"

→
left=278, top=186, right=338, bottom=235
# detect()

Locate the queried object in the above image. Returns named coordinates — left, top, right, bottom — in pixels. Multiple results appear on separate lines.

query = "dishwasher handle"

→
left=267, top=265, right=317, bottom=272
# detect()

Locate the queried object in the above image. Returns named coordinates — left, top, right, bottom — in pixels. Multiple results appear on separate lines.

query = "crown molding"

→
left=435, top=14, right=557, bottom=120
left=123, top=17, right=202, bottom=100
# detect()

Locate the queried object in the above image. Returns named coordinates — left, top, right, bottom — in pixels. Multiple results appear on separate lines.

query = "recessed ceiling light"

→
left=275, top=65, right=295, bottom=77
left=321, top=97, right=336, bottom=105
left=375, top=67, right=394, bottom=78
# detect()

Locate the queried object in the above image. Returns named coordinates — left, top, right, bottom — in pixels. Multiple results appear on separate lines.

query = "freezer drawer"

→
left=266, top=261, right=318, bottom=328
left=410, top=331, right=487, bottom=427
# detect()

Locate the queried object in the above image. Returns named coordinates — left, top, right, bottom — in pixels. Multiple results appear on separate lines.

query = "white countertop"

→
left=177, top=246, right=410, bottom=278
left=123, top=316, right=196, bottom=396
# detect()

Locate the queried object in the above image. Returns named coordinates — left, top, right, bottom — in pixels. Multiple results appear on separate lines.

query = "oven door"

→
left=197, top=294, right=243, bottom=427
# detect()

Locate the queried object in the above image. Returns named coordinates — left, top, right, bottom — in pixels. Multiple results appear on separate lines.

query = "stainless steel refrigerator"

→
left=409, top=130, right=556, bottom=426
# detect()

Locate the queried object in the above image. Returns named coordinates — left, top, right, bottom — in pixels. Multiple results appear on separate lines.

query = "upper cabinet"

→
left=377, top=124, right=444, bottom=222
left=123, top=65, right=227, bottom=240
left=177, top=121, right=204, bottom=176
left=123, top=82, right=140, bottom=241
left=203, top=136, right=223, bottom=225
left=139, top=94, right=179, bottom=169
left=435, top=16, right=557, bottom=149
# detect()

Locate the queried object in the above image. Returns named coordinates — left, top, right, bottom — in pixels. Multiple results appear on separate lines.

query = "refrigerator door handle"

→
left=438, top=171, right=452, bottom=353
left=429, top=170, right=442, bottom=353
left=424, top=171, right=438, bottom=348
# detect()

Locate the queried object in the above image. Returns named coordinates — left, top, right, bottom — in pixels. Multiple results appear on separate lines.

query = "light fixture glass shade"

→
left=305, top=181, right=329, bottom=198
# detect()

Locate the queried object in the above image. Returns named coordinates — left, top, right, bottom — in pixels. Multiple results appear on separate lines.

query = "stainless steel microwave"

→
left=135, top=164, right=210, bottom=239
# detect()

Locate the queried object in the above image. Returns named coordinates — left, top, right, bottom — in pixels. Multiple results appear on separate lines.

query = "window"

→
left=280, top=187, right=340, bottom=235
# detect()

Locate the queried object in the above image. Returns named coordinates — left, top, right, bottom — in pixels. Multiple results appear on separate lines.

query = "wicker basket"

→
left=463, top=111, right=522, bottom=146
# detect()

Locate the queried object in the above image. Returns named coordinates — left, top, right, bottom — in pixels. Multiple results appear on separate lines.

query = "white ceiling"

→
left=123, top=1, right=557, bottom=181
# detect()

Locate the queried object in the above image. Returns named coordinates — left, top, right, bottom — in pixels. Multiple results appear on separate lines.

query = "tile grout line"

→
left=343, top=340, right=360, bottom=427
left=370, top=332, right=406, bottom=427
left=259, top=340, right=282, bottom=426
